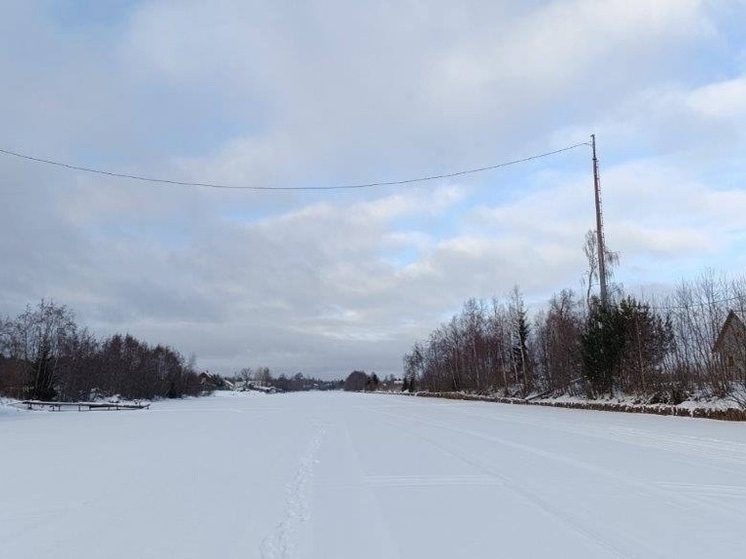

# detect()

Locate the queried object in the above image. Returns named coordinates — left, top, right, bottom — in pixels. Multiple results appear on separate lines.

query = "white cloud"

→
left=688, top=76, right=746, bottom=118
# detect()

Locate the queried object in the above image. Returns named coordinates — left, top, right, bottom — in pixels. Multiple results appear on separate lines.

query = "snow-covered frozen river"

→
left=3, top=391, right=746, bottom=558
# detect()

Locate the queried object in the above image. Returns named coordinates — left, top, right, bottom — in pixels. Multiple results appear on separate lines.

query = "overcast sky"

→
left=1, top=0, right=745, bottom=378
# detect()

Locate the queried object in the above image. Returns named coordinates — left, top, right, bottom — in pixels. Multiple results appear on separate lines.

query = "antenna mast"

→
left=592, top=134, right=608, bottom=305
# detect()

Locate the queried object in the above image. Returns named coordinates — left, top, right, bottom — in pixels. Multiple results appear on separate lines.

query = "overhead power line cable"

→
left=648, top=295, right=746, bottom=312
left=0, top=142, right=589, bottom=191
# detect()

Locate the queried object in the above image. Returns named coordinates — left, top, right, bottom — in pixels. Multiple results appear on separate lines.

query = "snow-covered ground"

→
left=2, top=391, right=746, bottom=558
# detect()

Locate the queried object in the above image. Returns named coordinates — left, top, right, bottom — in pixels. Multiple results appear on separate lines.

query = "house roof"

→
left=713, top=310, right=746, bottom=353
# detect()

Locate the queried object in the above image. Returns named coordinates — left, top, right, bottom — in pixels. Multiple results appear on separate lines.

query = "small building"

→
left=713, top=310, right=746, bottom=376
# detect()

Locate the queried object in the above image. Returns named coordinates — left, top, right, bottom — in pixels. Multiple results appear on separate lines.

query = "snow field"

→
left=2, top=391, right=746, bottom=558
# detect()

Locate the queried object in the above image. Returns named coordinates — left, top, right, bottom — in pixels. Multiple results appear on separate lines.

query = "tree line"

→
left=343, top=370, right=382, bottom=392
left=404, top=271, right=746, bottom=407
left=0, top=300, right=205, bottom=401
left=230, top=367, right=343, bottom=392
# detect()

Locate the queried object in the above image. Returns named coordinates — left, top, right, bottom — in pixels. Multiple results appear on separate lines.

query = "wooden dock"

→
left=20, top=400, right=150, bottom=411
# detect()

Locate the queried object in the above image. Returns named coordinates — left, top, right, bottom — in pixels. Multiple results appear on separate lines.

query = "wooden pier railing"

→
left=21, top=400, right=150, bottom=411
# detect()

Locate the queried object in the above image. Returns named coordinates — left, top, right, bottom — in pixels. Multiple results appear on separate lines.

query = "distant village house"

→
left=713, top=310, right=746, bottom=377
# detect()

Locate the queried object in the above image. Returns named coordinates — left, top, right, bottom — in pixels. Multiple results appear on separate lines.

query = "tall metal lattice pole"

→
left=592, top=134, right=608, bottom=306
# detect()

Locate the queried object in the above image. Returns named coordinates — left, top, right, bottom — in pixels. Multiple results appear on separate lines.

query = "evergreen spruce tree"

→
left=581, top=298, right=626, bottom=397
